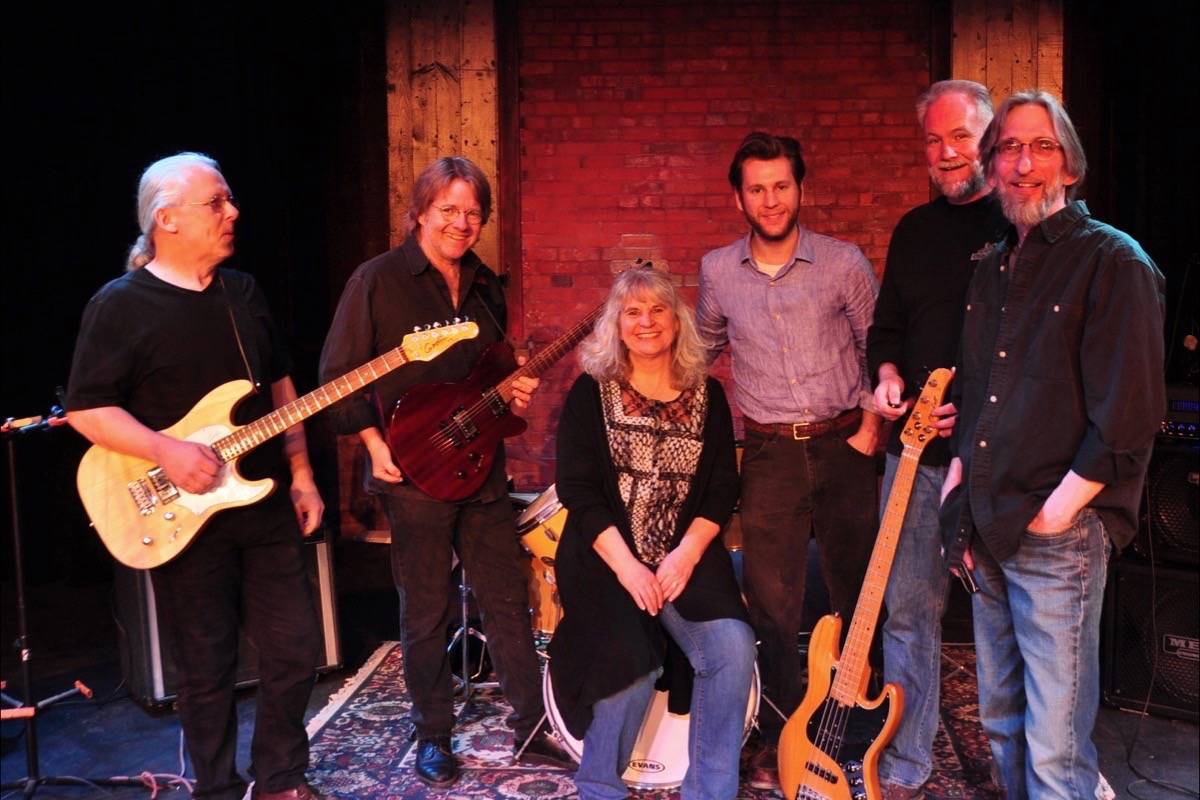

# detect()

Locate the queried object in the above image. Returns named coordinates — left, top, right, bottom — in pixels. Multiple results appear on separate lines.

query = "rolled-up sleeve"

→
left=1070, top=253, right=1165, bottom=485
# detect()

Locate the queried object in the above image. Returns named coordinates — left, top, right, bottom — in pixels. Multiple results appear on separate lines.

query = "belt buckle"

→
left=790, top=422, right=812, bottom=441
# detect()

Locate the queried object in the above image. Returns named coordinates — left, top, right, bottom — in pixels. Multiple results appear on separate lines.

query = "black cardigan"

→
left=547, top=374, right=747, bottom=740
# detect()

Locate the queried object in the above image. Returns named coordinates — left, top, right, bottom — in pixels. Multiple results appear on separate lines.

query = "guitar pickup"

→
left=483, top=388, right=508, bottom=418
left=146, top=467, right=180, bottom=503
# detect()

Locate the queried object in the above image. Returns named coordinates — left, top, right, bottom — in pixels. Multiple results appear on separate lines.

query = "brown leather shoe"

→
left=746, top=743, right=779, bottom=791
left=252, top=781, right=323, bottom=800
left=880, top=781, right=926, bottom=800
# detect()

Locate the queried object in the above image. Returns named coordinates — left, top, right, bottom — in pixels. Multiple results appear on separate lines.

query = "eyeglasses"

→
left=180, top=193, right=239, bottom=213
left=995, top=138, right=1062, bottom=161
left=434, top=205, right=483, bottom=226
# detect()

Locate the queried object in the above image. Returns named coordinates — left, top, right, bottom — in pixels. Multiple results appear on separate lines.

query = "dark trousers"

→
left=151, top=506, right=320, bottom=799
left=379, top=486, right=544, bottom=740
left=739, top=426, right=878, bottom=739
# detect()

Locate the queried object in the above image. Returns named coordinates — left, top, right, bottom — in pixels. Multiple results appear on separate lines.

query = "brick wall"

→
left=507, top=0, right=933, bottom=491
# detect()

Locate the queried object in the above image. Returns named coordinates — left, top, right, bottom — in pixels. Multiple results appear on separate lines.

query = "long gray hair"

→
left=577, top=266, right=709, bottom=389
left=126, top=152, right=220, bottom=270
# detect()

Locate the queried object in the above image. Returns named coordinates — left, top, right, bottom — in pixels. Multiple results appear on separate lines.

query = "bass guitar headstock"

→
left=899, top=367, right=953, bottom=453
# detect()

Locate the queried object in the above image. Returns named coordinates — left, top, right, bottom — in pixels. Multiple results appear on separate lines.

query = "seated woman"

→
left=549, top=266, right=756, bottom=800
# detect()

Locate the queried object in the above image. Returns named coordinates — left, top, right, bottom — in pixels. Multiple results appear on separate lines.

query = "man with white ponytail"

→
left=66, top=153, right=325, bottom=800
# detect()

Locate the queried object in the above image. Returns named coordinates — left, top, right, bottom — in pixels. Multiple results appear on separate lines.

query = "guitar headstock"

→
left=899, top=367, right=954, bottom=452
left=402, top=319, right=480, bottom=362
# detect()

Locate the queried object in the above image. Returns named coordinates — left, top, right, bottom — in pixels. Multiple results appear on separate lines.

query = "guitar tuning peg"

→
left=433, top=321, right=442, bottom=328
left=423, top=323, right=431, bottom=330
left=453, top=317, right=461, bottom=323
left=412, top=325, right=422, bottom=333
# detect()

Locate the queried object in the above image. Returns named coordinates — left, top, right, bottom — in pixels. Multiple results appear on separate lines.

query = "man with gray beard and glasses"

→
left=866, top=80, right=1008, bottom=800
left=940, top=91, right=1164, bottom=799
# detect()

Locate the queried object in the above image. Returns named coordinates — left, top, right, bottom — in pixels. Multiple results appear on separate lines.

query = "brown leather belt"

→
left=743, top=408, right=862, bottom=441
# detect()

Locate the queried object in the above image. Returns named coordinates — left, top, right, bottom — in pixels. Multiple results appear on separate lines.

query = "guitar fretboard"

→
left=211, top=346, right=415, bottom=463
left=495, top=303, right=604, bottom=400
left=828, top=369, right=951, bottom=706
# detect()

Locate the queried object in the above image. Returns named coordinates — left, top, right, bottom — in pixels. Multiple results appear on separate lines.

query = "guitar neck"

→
left=494, top=303, right=604, bottom=401
left=210, top=345, right=414, bottom=463
left=829, top=446, right=921, bottom=705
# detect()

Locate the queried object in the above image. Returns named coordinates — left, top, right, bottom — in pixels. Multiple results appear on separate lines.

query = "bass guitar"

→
left=387, top=303, right=603, bottom=502
left=778, top=368, right=953, bottom=800
left=76, top=320, right=479, bottom=569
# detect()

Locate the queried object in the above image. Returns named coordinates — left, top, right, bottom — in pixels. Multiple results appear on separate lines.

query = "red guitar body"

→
left=386, top=342, right=525, bottom=502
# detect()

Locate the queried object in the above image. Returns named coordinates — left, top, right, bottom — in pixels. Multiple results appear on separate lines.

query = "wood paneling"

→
left=951, top=0, right=1062, bottom=101
left=385, top=0, right=500, bottom=269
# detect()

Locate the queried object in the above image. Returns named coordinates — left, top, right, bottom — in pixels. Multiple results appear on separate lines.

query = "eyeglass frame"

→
left=433, top=204, right=484, bottom=226
left=994, top=138, right=1063, bottom=162
left=178, top=193, right=239, bottom=213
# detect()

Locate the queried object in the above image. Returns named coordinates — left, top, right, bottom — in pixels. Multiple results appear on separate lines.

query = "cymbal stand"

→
left=445, top=566, right=499, bottom=702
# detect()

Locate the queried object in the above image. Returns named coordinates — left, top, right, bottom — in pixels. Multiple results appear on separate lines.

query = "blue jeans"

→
left=574, top=606, right=756, bottom=800
left=971, top=508, right=1111, bottom=800
left=879, top=455, right=950, bottom=790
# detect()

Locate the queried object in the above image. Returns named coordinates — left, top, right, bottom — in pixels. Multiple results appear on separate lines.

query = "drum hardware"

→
left=446, top=566, right=499, bottom=699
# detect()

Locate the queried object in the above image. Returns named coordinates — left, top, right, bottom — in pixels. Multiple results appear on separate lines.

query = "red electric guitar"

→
left=386, top=304, right=604, bottom=502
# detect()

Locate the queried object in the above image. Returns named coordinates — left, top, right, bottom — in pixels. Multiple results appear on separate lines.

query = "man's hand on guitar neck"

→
left=510, top=355, right=540, bottom=411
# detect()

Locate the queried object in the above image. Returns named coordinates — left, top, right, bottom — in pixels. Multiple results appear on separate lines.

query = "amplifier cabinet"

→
left=114, top=537, right=341, bottom=707
left=1102, top=557, right=1199, bottom=722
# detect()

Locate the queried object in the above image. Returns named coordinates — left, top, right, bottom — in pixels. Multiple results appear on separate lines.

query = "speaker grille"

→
left=1103, top=559, right=1199, bottom=722
left=1132, top=441, right=1199, bottom=566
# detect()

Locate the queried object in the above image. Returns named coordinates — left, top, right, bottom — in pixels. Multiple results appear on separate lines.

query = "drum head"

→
left=543, top=662, right=760, bottom=789
left=516, top=484, right=562, bottom=533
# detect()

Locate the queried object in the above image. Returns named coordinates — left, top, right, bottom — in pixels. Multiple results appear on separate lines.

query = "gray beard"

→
left=930, top=164, right=987, bottom=203
left=998, top=178, right=1067, bottom=228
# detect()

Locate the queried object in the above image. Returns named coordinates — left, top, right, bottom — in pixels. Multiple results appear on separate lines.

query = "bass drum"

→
left=543, top=663, right=760, bottom=790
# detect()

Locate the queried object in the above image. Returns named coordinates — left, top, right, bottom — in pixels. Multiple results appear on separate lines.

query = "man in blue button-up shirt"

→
left=697, top=131, right=882, bottom=790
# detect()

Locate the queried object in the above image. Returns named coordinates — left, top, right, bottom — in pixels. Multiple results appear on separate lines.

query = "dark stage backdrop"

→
left=2, top=4, right=389, bottom=582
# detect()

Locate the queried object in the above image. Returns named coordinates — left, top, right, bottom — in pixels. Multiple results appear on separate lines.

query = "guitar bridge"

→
left=440, top=407, right=479, bottom=448
left=127, top=478, right=158, bottom=516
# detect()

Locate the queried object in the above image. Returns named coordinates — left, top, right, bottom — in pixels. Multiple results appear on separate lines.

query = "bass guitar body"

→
left=387, top=343, right=525, bottom=502
left=779, top=614, right=903, bottom=800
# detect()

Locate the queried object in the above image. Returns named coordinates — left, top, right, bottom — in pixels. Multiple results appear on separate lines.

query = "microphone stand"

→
left=1, top=403, right=145, bottom=797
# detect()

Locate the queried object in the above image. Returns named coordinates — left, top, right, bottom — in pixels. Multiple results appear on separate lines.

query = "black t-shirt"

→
left=67, top=267, right=291, bottom=485
left=867, top=194, right=1009, bottom=465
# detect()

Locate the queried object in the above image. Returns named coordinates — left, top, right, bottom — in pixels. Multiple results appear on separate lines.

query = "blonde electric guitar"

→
left=778, top=368, right=953, bottom=800
left=76, top=320, right=479, bottom=569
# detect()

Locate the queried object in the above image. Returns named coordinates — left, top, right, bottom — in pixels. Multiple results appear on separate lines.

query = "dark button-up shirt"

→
left=948, top=201, right=1165, bottom=559
left=697, top=227, right=878, bottom=424
left=318, top=235, right=512, bottom=502
left=319, top=234, right=508, bottom=437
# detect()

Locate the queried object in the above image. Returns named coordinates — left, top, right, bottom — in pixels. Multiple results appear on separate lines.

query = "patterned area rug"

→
left=306, top=642, right=1000, bottom=799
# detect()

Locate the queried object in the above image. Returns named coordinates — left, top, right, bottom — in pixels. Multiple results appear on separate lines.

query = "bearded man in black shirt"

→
left=942, top=92, right=1164, bottom=799
left=67, top=153, right=324, bottom=800
left=866, top=80, right=1008, bottom=800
